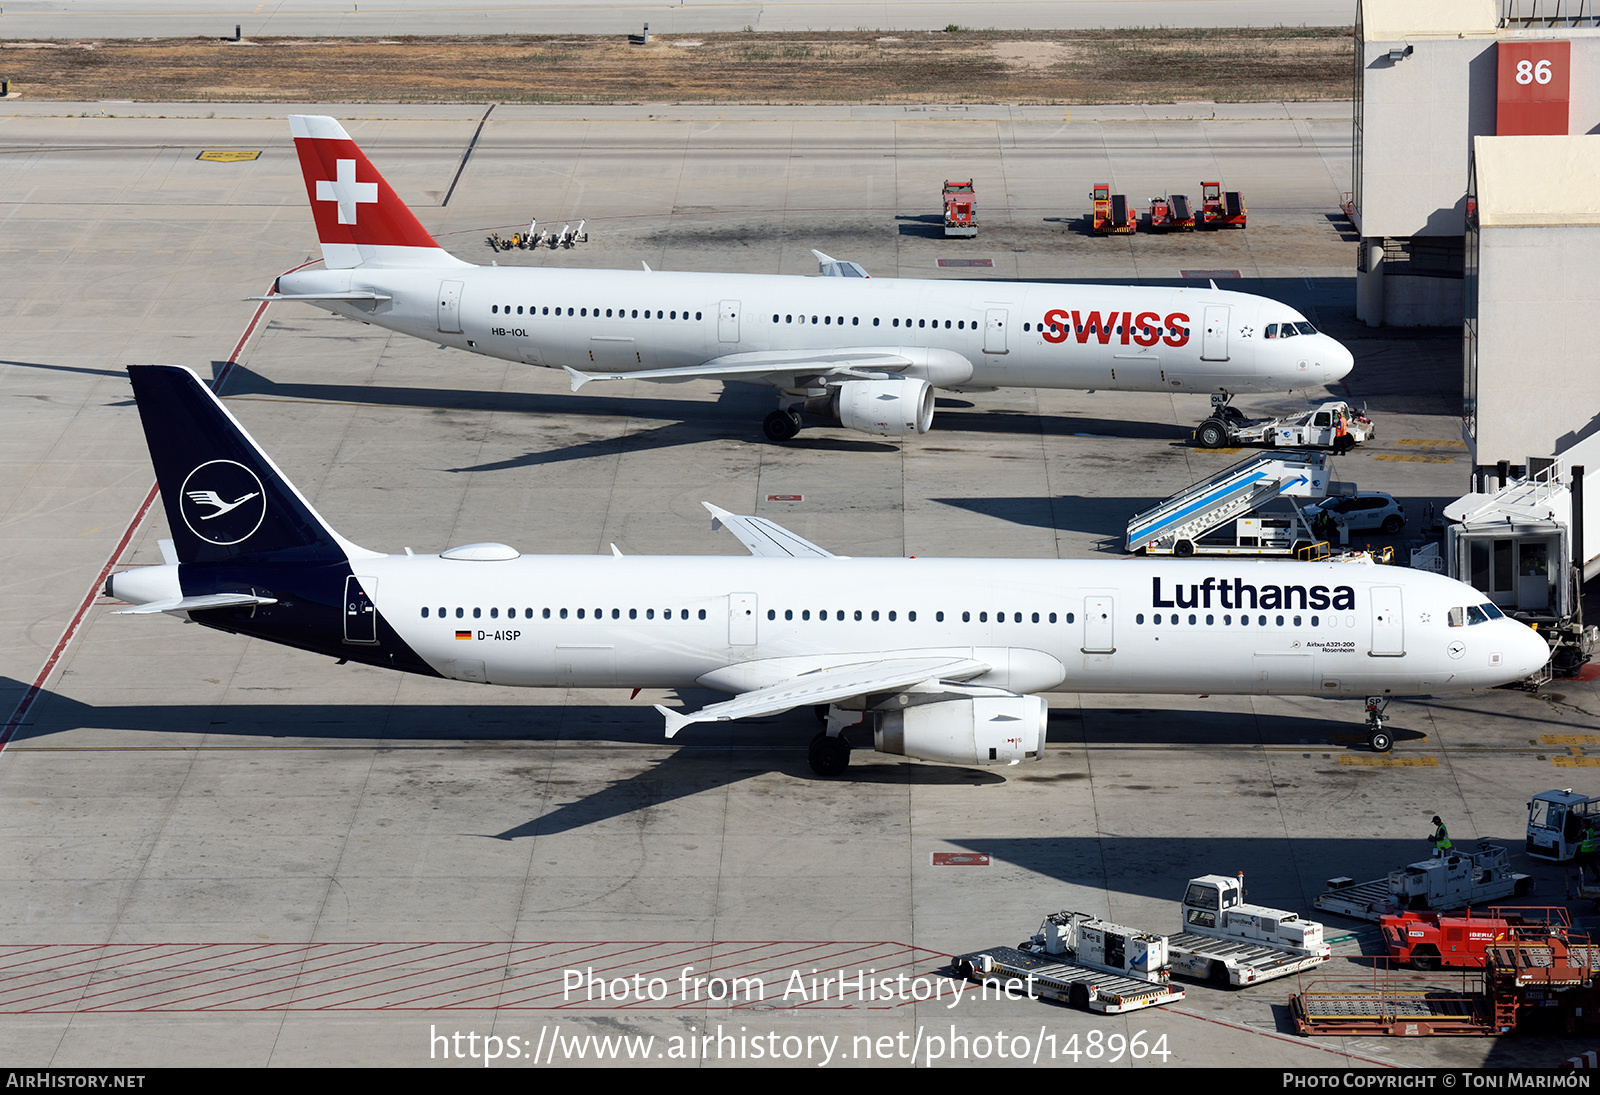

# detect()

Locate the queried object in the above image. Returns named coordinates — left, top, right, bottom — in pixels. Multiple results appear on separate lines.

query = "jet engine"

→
left=875, top=694, right=1047, bottom=766
left=832, top=378, right=935, bottom=437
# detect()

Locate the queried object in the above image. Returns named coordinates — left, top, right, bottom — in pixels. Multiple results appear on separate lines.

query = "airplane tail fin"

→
left=127, top=365, right=378, bottom=566
left=289, top=114, right=471, bottom=271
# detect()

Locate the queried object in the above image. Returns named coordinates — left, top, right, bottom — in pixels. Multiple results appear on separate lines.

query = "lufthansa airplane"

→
left=107, top=366, right=1547, bottom=772
left=265, top=115, right=1356, bottom=442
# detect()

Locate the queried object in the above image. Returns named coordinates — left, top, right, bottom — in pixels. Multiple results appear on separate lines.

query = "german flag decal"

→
left=455, top=630, right=472, bottom=640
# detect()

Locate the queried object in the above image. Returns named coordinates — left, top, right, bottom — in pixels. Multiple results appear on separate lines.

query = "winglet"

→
left=563, top=366, right=592, bottom=392
left=703, top=501, right=731, bottom=532
left=656, top=705, right=696, bottom=739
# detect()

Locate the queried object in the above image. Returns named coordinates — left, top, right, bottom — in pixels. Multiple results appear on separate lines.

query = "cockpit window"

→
left=1265, top=323, right=1278, bottom=339
left=1481, top=602, right=1504, bottom=620
left=1278, top=324, right=1297, bottom=339
left=1294, top=321, right=1318, bottom=335
left=1466, top=605, right=1489, bottom=626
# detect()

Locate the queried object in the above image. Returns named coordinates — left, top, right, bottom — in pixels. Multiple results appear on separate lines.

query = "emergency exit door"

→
left=718, top=300, right=741, bottom=343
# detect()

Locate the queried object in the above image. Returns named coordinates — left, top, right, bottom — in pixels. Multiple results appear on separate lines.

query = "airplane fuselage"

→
left=136, top=552, right=1542, bottom=701
left=279, top=265, right=1351, bottom=397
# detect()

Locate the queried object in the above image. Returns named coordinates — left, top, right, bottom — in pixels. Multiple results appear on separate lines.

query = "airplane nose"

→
left=1512, top=623, right=1551, bottom=680
left=1324, top=337, right=1355, bottom=382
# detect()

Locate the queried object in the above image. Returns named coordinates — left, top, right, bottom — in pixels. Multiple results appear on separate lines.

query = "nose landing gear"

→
left=1365, top=695, right=1393, bottom=752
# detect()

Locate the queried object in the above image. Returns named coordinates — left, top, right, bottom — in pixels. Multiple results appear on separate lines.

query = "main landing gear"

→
left=808, top=704, right=868, bottom=776
left=1365, top=695, right=1393, bottom=753
left=763, top=409, right=803, bottom=442
left=808, top=730, right=851, bottom=776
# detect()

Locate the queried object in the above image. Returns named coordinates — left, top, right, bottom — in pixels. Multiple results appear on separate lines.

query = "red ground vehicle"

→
left=1091, top=184, right=1136, bottom=235
left=1380, top=907, right=1573, bottom=970
left=1200, top=181, right=1247, bottom=228
left=1167, top=193, right=1196, bottom=229
left=942, top=180, right=977, bottom=238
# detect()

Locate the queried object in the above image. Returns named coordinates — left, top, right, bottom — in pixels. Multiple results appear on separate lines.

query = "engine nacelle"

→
left=875, top=695, right=1047, bottom=766
left=833, top=378, right=934, bottom=436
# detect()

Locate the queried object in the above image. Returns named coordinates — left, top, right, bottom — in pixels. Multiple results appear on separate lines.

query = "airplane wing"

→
left=563, top=349, right=914, bottom=391
left=655, top=656, right=991, bottom=737
left=812, top=249, right=870, bottom=278
left=113, top=593, right=279, bottom=616
left=246, top=292, right=393, bottom=302
left=703, top=502, right=836, bottom=559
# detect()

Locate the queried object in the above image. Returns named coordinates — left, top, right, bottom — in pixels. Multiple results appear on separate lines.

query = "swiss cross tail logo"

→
left=315, top=158, right=378, bottom=225
left=179, top=460, right=267, bottom=546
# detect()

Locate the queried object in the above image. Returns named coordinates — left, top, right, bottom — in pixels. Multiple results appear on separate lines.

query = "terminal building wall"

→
left=1468, top=223, right=1600, bottom=468
left=1354, top=0, right=1600, bottom=328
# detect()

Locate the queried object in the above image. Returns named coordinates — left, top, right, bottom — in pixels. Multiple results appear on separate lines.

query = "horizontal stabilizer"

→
left=113, top=593, right=278, bottom=616
left=703, top=502, right=836, bottom=559
left=656, top=656, right=991, bottom=738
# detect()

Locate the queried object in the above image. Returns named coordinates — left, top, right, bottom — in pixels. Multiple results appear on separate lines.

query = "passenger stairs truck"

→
left=1166, top=874, right=1333, bottom=987
left=1126, top=450, right=1330, bottom=556
left=953, top=910, right=1185, bottom=1014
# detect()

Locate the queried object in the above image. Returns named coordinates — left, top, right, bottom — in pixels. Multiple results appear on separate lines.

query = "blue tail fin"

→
left=127, top=365, right=362, bottom=566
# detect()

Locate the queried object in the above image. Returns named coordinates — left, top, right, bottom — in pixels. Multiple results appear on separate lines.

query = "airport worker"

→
left=1333, top=411, right=1353, bottom=456
left=1429, top=815, right=1452, bottom=857
left=1579, top=820, right=1597, bottom=881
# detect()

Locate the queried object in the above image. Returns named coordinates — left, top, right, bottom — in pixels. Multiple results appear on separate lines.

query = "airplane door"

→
left=1201, top=305, right=1229, bottom=361
left=729, top=592, right=758, bottom=646
left=984, top=308, right=1009, bottom=355
left=437, top=280, right=463, bottom=333
left=1370, top=585, right=1405, bottom=656
left=1082, top=595, right=1115, bottom=653
left=344, top=575, right=378, bottom=644
left=718, top=299, right=741, bottom=343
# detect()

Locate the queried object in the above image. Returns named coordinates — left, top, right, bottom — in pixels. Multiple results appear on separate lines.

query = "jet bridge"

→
left=1127, top=450, right=1331, bottom=556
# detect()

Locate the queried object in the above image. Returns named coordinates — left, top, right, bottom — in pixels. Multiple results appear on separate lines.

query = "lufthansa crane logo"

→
left=179, top=460, right=266, bottom=546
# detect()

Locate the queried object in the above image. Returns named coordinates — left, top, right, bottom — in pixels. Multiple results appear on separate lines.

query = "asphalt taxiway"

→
left=1, top=103, right=1596, bottom=1068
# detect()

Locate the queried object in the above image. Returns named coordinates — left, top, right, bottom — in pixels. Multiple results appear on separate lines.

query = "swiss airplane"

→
left=267, top=115, right=1356, bottom=442
left=108, top=365, right=1548, bottom=772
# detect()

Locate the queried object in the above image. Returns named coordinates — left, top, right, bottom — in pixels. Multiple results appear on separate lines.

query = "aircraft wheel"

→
left=1197, top=420, right=1229, bottom=449
left=763, top=410, right=801, bottom=442
left=1368, top=728, right=1393, bottom=753
left=808, top=731, right=851, bottom=777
